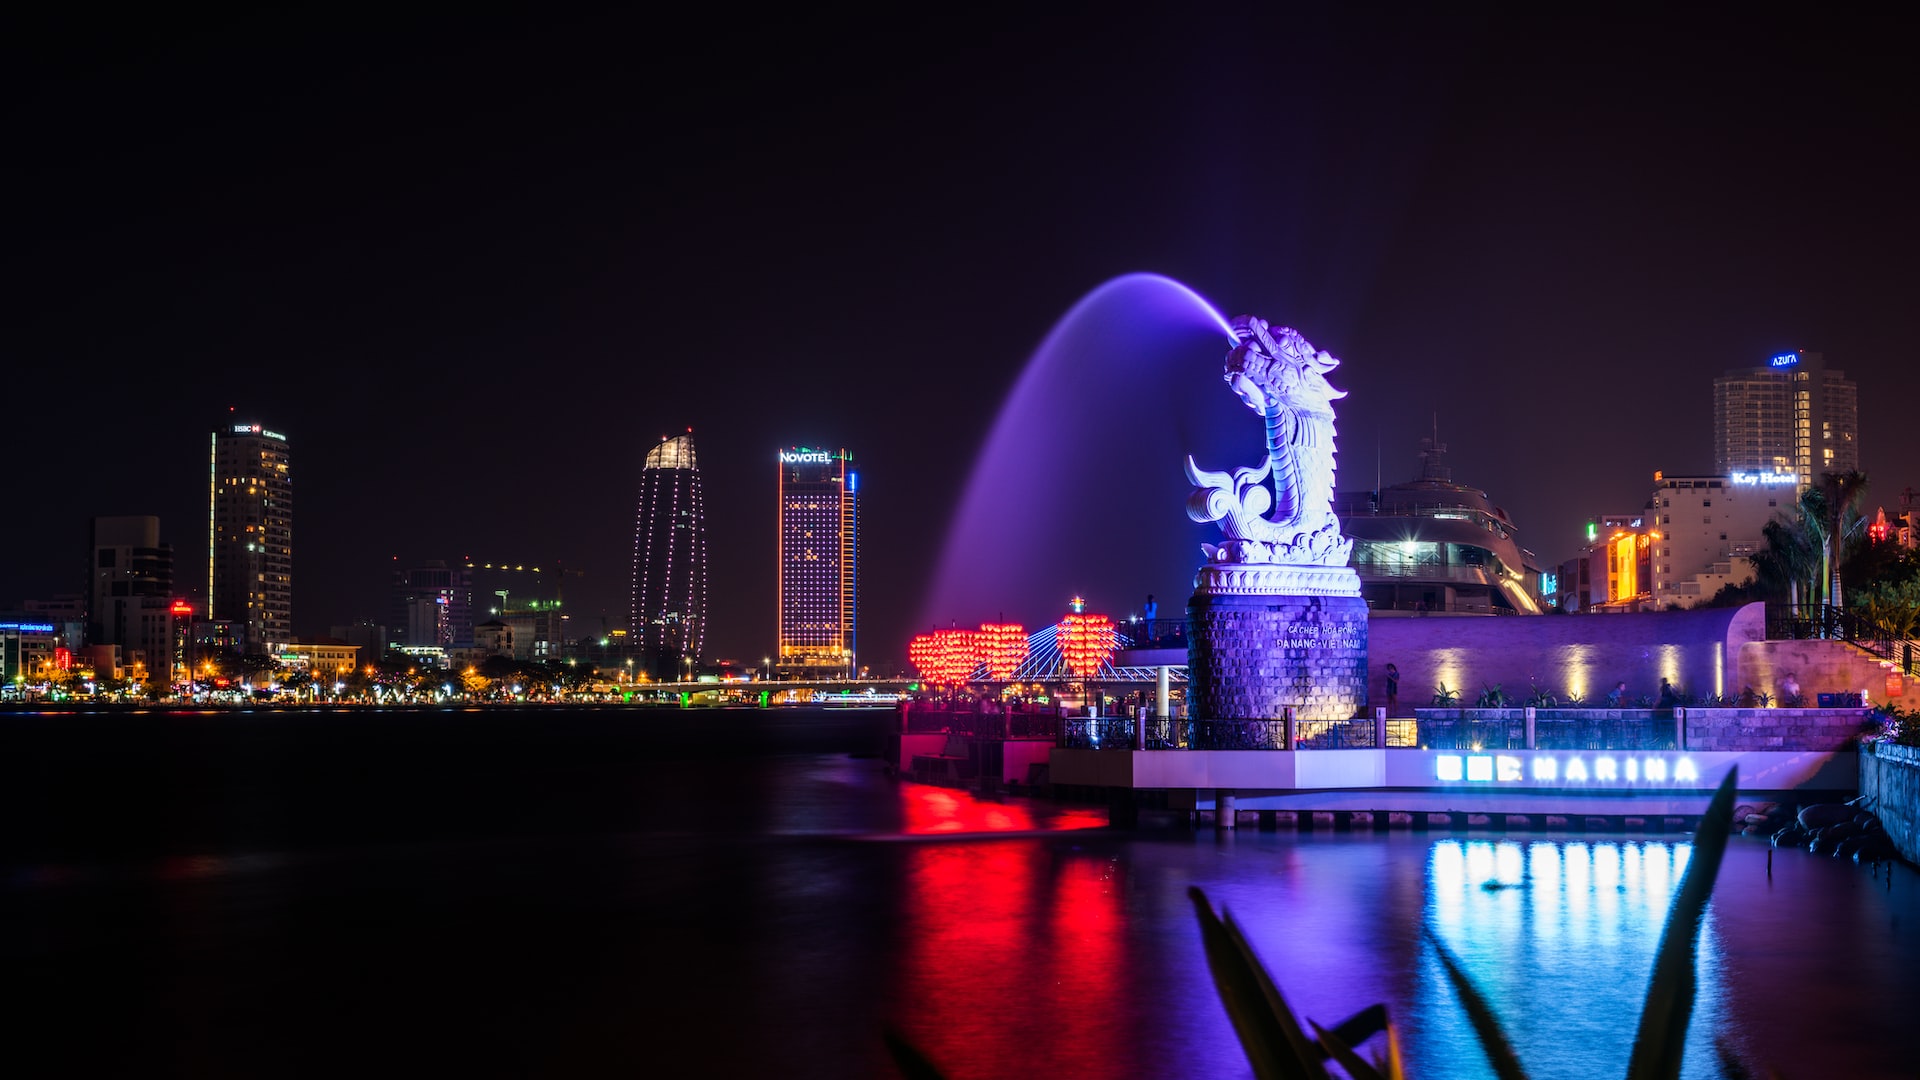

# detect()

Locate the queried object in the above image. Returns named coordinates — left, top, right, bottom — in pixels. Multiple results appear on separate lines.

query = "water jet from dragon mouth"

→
left=918, top=272, right=1254, bottom=631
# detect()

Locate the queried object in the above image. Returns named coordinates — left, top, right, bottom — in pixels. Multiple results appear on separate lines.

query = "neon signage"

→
left=779, top=450, right=833, bottom=464
left=1730, top=471, right=1797, bottom=486
left=1768, top=352, right=1799, bottom=368
left=170, top=601, right=194, bottom=616
left=1435, top=753, right=1701, bottom=785
left=230, top=424, right=287, bottom=441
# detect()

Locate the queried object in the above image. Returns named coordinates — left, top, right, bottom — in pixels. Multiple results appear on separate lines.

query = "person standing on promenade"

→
left=1385, top=662, right=1400, bottom=716
left=1606, top=681, right=1628, bottom=707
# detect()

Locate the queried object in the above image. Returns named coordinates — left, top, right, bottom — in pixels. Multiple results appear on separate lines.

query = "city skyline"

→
left=5, top=13, right=1918, bottom=666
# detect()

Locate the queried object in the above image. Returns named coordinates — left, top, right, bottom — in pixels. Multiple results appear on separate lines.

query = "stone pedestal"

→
left=1187, top=563, right=1368, bottom=722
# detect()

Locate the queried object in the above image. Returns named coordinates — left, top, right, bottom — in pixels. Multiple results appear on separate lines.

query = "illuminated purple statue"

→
left=1182, top=314, right=1365, bottom=726
left=1185, top=316, right=1353, bottom=571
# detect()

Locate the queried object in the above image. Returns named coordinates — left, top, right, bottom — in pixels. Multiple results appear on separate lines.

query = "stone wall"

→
left=1188, top=592, right=1367, bottom=722
left=1364, top=604, right=1920, bottom=713
left=1860, top=742, right=1920, bottom=864
left=1368, top=604, right=1764, bottom=711
left=1737, top=639, right=1920, bottom=710
left=1682, top=707, right=1871, bottom=751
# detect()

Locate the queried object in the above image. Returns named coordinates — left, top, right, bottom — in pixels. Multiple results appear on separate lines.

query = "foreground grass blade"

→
left=1188, top=886, right=1328, bottom=1079
left=1425, top=929, right=1531, bottom=1080
left=1308, top=1018, right=1386, bottom=1080
left=1319, top=1003, right=1389, bottom=1056
left=1626, top=765, right=1740, bottom=1080
left=882, top=1026, right=948, bottom=1080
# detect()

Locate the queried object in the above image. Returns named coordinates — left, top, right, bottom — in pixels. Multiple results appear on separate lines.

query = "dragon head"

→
left=1224, top=315, right=1346, bottom=413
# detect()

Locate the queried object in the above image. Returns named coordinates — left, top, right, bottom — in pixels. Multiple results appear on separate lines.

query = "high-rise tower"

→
left=1712, top=350, right=1858, bottom=487
left=209, top=421, right=293, bottom=654
left=89, top=514, right=178, bottom=682
left=631, top=432, right=708, bottom=670
left=775, top=446, right=857, bottom=676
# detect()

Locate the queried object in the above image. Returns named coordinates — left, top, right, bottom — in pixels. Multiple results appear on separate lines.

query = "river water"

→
left=3, top=707, right=1914, bottom=1077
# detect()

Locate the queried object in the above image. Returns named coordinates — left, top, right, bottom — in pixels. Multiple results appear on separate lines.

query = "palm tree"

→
left=1815, top=469, right=1870, bottom=609
left=1756, top=503, right=1821, bottom=607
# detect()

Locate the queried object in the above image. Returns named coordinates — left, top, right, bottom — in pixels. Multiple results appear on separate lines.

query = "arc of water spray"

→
left=921, top=273, right=1244, bottom=628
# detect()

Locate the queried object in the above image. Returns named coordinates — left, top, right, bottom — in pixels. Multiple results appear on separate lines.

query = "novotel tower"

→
left=210, top=421, right=293, bottom=654
left=776, top=447, right=858, bottom=676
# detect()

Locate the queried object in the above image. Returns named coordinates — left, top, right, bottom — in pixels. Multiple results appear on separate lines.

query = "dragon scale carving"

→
left=1186, top=316, right=1351, bottom=567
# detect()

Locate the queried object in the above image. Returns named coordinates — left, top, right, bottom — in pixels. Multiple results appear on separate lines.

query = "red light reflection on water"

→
left=891, top=832, right=1134, bottom=1078
left=898, top=784, right=1107, bottom=835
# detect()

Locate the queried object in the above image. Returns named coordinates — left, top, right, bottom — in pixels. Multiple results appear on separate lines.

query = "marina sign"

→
left=1435, top=753, right=1701, bottom=786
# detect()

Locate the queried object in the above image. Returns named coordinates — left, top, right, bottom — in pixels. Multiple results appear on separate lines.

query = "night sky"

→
left=5, top=12, right=1916, bottom=669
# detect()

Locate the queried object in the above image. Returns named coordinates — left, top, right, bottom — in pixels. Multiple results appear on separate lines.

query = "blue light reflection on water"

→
left=1420, top=838, right=1718, bottom=1080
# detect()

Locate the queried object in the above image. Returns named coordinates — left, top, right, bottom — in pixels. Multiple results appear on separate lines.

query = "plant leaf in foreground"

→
left=1625, top=765, right=1739, bottom=1080
left=882, top=1025, right=948, bottom=1080
left=1425, top=929, right=1531, bottom=1080
left=1188, top=885, right=1329, bottom=1079
left=1308, top=1018, right=1386, bottom=1080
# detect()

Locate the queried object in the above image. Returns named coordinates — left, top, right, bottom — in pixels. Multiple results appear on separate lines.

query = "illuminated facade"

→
left=906, top=622, right=1030, bottom=685
left=1712, top=350, right=1858, bottom=487
left=631, top=433, right=707, bottom=668
left=1647, top=472, right=1785, bottom=609
left=776, top=447, right=857, bottom=675
left=209, top=422, right=292, bottom=654
left=1055, top=609, right=1118, bottom=677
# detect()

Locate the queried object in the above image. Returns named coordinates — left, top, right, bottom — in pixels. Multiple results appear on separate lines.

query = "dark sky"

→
left=5, top=11, right=1916, bottom=670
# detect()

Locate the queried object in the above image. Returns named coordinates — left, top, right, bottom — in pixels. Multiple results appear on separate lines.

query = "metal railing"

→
left=1119, top=619, right=1189, bottom=649
left=1056, top=715, right=1412, bottom=751
left=1415, top=715, right=1677, bottom=751
left=904, top=708, right=1059, bottom=738
left=1766, top=603, right=1915, bottom=671
left=1059, top=717, right=1136, bottom=749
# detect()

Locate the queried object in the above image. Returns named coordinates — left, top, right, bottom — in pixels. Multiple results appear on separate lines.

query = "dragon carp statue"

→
left=1183, top=315, right=1367, bottom=726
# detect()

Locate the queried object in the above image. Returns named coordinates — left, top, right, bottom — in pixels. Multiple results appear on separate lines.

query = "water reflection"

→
left=10, top=723, right=1918, bottom=1078
left=1421, top=839, right=1718, bottom=1078
left=875, top=790, right=1916, bottom=1080
left=898, top=784, right=1108, bottom=835
left=893, top=839, right=1133, bottom=1076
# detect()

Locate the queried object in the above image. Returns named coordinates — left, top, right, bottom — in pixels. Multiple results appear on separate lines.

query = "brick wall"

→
left=1188, top=592, right=1367, bottom=722
left=1681, top=707, right=1871, bottom=751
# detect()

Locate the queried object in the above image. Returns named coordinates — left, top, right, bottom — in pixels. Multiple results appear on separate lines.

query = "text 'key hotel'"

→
left=776, top=447, right=857, bottom=678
